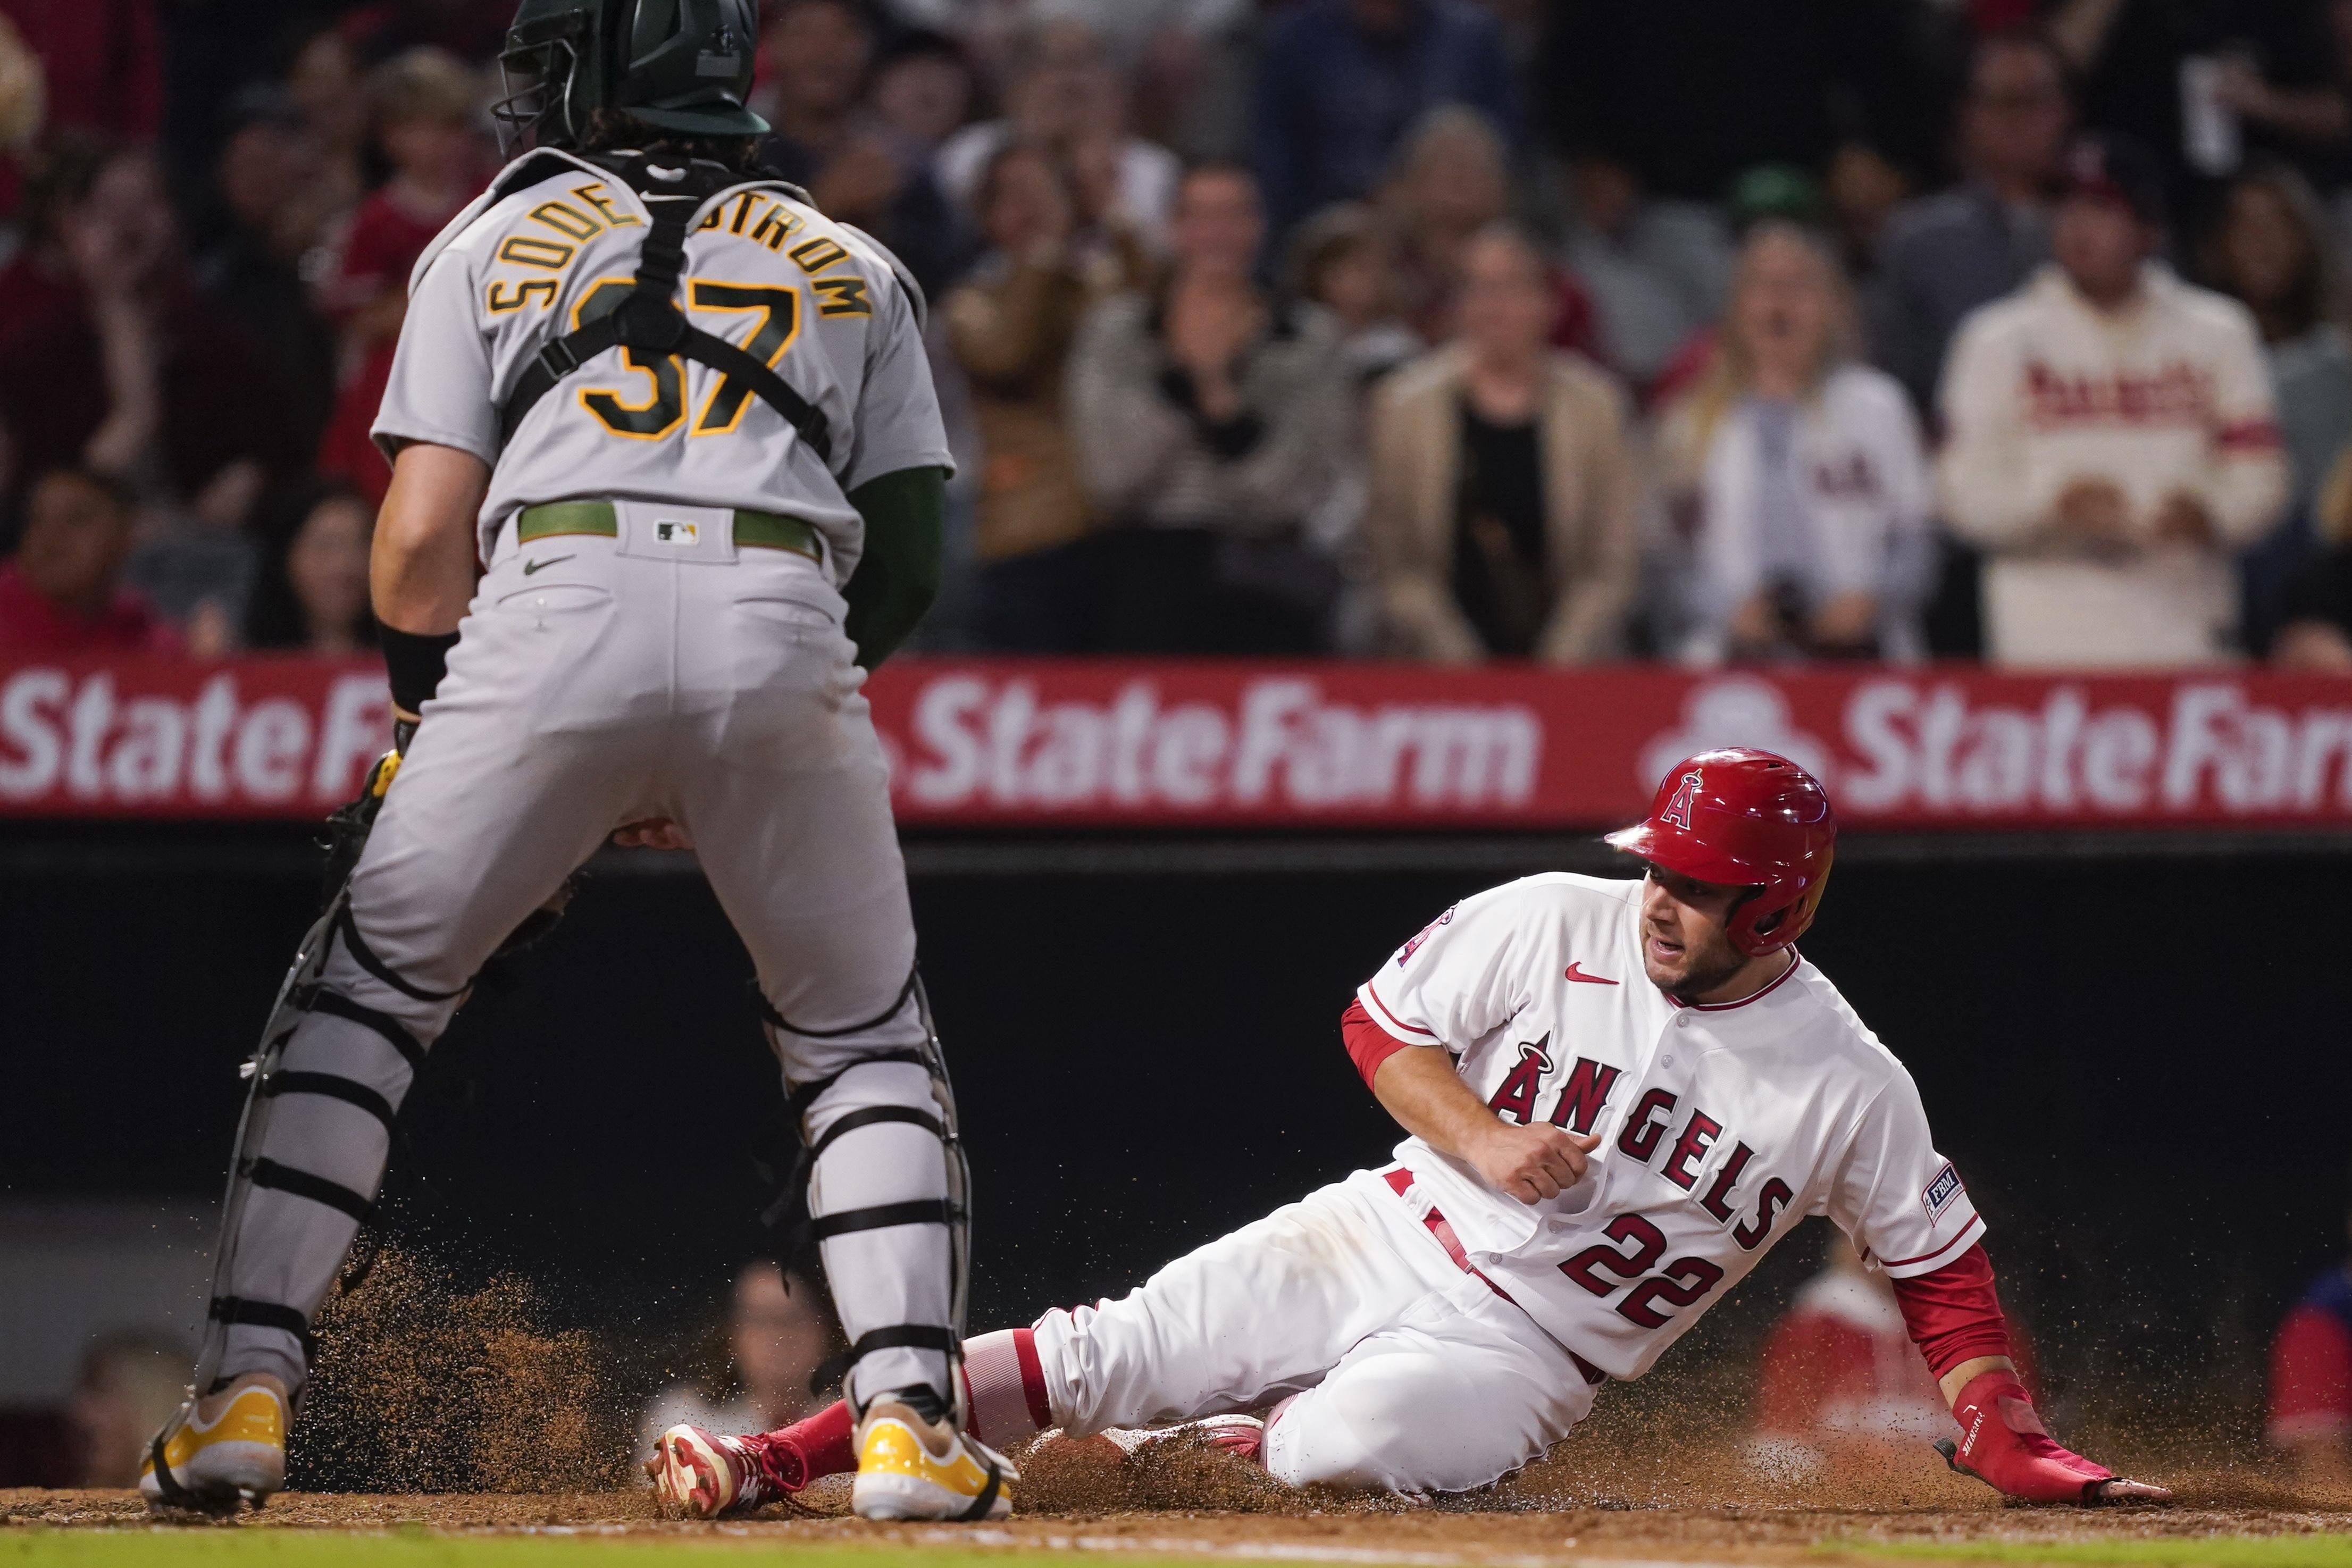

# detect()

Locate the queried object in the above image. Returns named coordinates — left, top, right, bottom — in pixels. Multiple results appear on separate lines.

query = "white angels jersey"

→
left=1356, top=873, right=1981, bottom=1382
left=372, top=149, right=951, bottom=586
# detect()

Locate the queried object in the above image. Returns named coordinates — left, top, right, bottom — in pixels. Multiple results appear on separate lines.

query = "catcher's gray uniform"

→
left=210, top=148, right=961, bottom=1413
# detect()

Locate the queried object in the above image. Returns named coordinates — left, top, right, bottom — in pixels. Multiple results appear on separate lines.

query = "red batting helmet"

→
left=1605, top=748, right=1837, bottom=956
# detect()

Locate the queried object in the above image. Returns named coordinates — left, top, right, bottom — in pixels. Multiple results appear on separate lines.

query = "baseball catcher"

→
left=144, top=0, right=1007, bottom=1522
left=648, top=750, right=2167, bottom=1507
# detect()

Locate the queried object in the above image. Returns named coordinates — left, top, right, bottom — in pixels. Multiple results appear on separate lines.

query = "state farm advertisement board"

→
left=4, top=655, right=2352, bottom=831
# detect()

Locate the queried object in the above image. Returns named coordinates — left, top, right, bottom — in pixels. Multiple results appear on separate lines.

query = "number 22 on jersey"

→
left=566, top=277, right=801, bottom=441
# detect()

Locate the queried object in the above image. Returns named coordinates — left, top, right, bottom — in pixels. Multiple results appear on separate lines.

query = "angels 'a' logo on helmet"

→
left=1661, top=769, right=1702, bottom=831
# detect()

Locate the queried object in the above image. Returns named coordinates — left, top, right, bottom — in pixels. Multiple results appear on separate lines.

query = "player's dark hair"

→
left=577, top=107, right=765, bottom=173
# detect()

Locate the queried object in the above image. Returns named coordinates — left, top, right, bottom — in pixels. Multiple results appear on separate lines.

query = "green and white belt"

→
left=514, top=500, right=821, bottom=561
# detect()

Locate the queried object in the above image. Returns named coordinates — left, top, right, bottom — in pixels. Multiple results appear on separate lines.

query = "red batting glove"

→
left=1936, top=1372, right=2165, bottom=1504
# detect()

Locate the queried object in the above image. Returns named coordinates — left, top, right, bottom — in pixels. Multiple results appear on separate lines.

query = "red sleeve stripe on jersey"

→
left=1343, top=998, right=1417, bottom=1089
left=1361, top=985, right=1438, bottom=1040
left=1876, top=1211, right=1985, bottom=1272
left=1889, top=1239, right=2012, bottom=1378
left=2217, top=418, right=2284, bottom=450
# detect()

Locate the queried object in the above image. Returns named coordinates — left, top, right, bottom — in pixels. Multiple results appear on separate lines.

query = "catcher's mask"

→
left=494, top=0, right=766, bottom=156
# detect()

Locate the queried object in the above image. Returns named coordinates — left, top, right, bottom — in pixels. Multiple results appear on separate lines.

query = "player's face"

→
left=1638, top=866, right=1748, bottom=997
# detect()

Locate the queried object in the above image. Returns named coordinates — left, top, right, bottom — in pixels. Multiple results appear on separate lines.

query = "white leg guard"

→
left=769, top=976, right=968, bottom=1415
left=202, top=916, right=463, bottom=1396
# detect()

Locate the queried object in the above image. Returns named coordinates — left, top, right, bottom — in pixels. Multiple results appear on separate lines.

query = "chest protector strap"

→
left=494, top=153, right=833, bottom=464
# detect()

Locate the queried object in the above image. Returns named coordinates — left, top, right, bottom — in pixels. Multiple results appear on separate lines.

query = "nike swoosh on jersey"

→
left=522, top=555, right=575, bottom=576
left=1564, top=962, right=1619, bottom=985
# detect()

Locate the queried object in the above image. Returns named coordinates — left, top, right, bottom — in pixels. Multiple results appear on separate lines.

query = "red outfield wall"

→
left=4, top=655, right=2351, bottom=831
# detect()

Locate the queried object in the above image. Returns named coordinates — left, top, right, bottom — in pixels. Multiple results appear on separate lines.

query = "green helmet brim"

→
left=621, top=103, right=769, bottom=137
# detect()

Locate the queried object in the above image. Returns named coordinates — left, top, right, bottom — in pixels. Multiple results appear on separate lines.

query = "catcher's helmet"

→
left=1605, top=748, right=1836, bottom=957
left=493, top=0, right=766, bottom=154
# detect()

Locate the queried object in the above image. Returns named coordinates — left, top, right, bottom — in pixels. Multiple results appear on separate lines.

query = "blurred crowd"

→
left=3, top=0, right=2352, bottom=669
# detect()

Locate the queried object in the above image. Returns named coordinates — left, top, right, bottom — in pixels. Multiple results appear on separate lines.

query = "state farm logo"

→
left=1644, top=675, right=2352, bottom=818
left=1840, top=679, right=2352, bottom=815
left=894, top=675, right=1542, bottom=814
left=0, top=668, right=389, bottom=809
left=1640, top=677, right=1834, bottom=789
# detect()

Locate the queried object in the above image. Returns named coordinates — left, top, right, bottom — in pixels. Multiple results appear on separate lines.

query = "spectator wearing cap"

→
left=1938, top=133, right=2289, bottom=666
left=934, top=19, right=1180, bottom=255
left=755, top=0, right=968, bottom=296
left=947, top=142, right=1150, bottom=651
left=1653, top=223, right=1934, bottom=665
left=1251, top=0, right=1521, bottom=243
left=1065, top=164, right=1352, bottom=654
left=314, top=46, right=490, bottom=509
left=0, top=468, right=175, bottom=656
left=1363, top=224, right=1637, bottom=664
left=1868, top=29, right=2073, bottom=416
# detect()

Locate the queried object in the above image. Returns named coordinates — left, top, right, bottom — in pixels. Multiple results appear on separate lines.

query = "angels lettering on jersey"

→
left=1356, top=873, right=1981, bottom=1382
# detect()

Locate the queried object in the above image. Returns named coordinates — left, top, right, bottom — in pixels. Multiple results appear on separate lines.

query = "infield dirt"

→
left=15, top=1435, right=2352, bottom=1568
left=22, top=1251, right=2324, bottom=1563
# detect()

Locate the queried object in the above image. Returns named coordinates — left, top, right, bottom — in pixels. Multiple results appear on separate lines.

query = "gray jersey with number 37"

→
left=372, top=149, right=951, bottom=587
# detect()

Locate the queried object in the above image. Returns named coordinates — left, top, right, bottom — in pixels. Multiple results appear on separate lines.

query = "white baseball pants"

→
left=1029, top=1169, right=1601, bottom=1492
left=216, top=510, right=952, bottom=1409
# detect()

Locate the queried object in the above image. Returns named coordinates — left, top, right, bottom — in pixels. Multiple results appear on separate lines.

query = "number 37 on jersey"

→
left=480, top=180, right=873, bottom=442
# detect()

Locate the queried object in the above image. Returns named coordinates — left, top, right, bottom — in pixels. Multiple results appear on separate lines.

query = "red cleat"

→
left=646, top=1424, right=797, bottom=1517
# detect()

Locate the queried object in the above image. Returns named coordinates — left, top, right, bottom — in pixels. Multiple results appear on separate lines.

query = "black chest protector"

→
left=492, top=148, right=833, bottom=464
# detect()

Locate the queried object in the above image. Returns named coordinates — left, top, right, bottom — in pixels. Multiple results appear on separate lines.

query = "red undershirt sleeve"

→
left=1889, top=1241, right=2013, bottom=1379
left=1342, top=997, right=1417, bottom=1091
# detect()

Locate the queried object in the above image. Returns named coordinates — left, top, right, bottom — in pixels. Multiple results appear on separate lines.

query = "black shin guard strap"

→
left=807, top=1104, right=943, bottom=1161
left=961, top=1457, right=1004, bottom=1521
left=334, top=905, right=464, bottom=1003
left=781, top=1049, right=928, bottom=1121
left=246, top=1157, right=376, bottom=1224
left=758, top=965, right=920, bottom=1043
left=811, top=1324, right=961, bottom=1399
left=208, top=1295, right=317, bottom=1372
left=296, top=985, right=425, bottom=1071
left=807, top=1198, right=957, bottom=1241
left=260, top=1071, right=398, bottom=1135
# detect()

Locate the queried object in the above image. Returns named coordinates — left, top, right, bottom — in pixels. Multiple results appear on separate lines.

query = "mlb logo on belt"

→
left=654, top=519, right=701, bottom=546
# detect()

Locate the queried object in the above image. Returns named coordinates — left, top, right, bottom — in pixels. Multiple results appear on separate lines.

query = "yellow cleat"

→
left=851, top=1399, right=1016, bottom=1521
left=140, top=1381, right=287, bottom=1512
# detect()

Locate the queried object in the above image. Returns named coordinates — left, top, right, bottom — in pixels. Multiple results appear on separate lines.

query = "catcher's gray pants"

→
left=217, top=507, right=951, bottom=1410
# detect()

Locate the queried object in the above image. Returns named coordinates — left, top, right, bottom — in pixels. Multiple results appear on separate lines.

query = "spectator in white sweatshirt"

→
left=1652, top=222, right=1934, bottom=664
left=1937, top=133, right=2290, bottom=666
